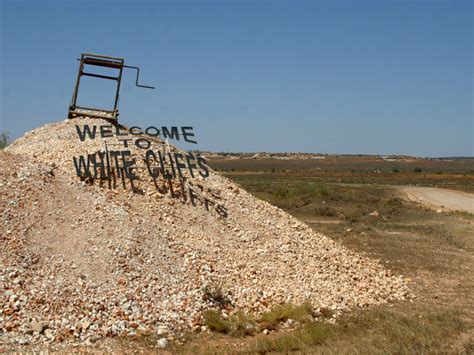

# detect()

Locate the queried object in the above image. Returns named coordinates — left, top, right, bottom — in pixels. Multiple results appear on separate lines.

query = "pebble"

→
left=157, top=325, right=168, bottom=336
left=31, top=322, right=48, bottom=334
left=157, top=338, right=169, bottom=348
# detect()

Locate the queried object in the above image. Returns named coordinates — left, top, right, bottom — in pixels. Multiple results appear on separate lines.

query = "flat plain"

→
left=168, top=154, right=473, bottom=353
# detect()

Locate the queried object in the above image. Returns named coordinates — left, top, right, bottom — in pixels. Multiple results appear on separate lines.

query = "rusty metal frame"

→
left=68, top=53, right=154, bottom=121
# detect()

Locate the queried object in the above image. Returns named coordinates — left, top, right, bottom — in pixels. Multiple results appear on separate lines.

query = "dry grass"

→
left=252, top=308, right=468, bottom=354
left=176, top=305, right=470, bottom=353
left=180, top=168, right=473, bottom=354
left=258, top=302, right=316, bottom=330
left=203, top=310, right=256, bottom=337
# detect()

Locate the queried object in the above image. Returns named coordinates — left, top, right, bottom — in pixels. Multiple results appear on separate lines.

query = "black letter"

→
left=168, top=152, right=177, bottom=178
left=216, top=205, right=228, bottom=218
left=197, top=156, right=209, bottom=178
left=174, top=153, right=187, bottom=178
left=188, top=187, right=198, bottom=206
left=114, top=125, right=128, bottom=137
left=135, top=138, right=151, bottom=150
left=145, top=150, right=160, bottom=178
left=203, top=197, right=215, bottom=211
left=100, top=125, right=113, bottom=138
left=162, top=126, right=179, bottom=141
left=145, top=126, right=160, bottom=137
left=185, top=153, right=197, bottom=178
left=72, top=155, right=92, bottom=177
left=110, top=150, right=123, bottom=177
left=121, top=151, right=137, bottom=180
left=157, top=152, right=173, bottom=180
left=118, top=138, right=134, bottom=148
left=75, top=124, right=96, bottom=142
left=91, top=152, right=106, bottom=179
left=181, top=127, right=197, bottom=144
left=129, top=126, right=143, bottom=135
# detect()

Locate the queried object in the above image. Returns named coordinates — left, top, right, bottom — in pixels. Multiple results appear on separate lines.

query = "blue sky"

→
left=0, top=0, right=472, bottom=156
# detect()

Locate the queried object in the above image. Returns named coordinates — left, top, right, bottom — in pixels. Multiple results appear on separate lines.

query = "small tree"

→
left=0, top=132, right=10, bottom=149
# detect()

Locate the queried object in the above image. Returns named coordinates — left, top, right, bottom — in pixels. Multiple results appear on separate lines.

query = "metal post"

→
left=113, top=65, right=124, bottom=118
left=69, top=54, right=85, bottom=117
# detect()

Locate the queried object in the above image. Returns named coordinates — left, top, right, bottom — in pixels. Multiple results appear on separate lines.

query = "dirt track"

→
left=401, top=187, right=474, bottom=213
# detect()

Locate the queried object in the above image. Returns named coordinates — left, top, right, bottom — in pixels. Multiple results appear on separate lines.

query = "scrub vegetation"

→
left=172, top=157, right=473, bottom=353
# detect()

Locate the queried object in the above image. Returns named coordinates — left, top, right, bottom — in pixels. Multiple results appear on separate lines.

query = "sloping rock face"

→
left=1, top=118, right=410, bottom=346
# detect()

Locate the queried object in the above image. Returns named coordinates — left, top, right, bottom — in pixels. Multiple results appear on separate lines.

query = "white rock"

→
left=157, top=325, right=168, bottom=336
left=157, top=337, right=169, bottom=348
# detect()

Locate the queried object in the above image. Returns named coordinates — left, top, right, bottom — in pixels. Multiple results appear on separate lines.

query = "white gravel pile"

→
left=1, top=118, right=410, bottom=348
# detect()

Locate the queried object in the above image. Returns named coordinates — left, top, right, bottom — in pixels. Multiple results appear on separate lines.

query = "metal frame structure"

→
left=68, top=53, right=154, bottom=120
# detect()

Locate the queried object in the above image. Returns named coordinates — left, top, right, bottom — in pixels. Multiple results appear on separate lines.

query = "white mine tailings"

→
left=1, top=118, right=410, bottom=347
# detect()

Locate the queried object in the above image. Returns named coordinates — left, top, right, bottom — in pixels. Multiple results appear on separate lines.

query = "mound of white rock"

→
left=1, top=119, right=410, bottom=348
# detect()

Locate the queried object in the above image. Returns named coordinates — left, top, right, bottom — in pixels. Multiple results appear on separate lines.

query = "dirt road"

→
left=401, top=187, right=474, bottom=213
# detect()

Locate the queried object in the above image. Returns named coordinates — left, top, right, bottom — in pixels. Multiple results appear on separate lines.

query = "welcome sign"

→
left=71, top=123, right=227, bottom=218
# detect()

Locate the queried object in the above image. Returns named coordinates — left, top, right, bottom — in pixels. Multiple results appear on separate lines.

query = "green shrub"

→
left=203, top=310, right=255, bottom=336
left=228, top=311, right=256, bottom=337
left=259, top=302, right=314, bottom=330
left=314, top=205, right=338, bottom=217
left=319, top=185, right=330, bottom=197
left=0, top=132, right=9, bottom=149
left=203, top=310, right=231, bottom=334
left=202, top=284, right=232, bottom=308
left=274, top=186, right=290, bottom=199
left=254, top=321, right=332, bottom=353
